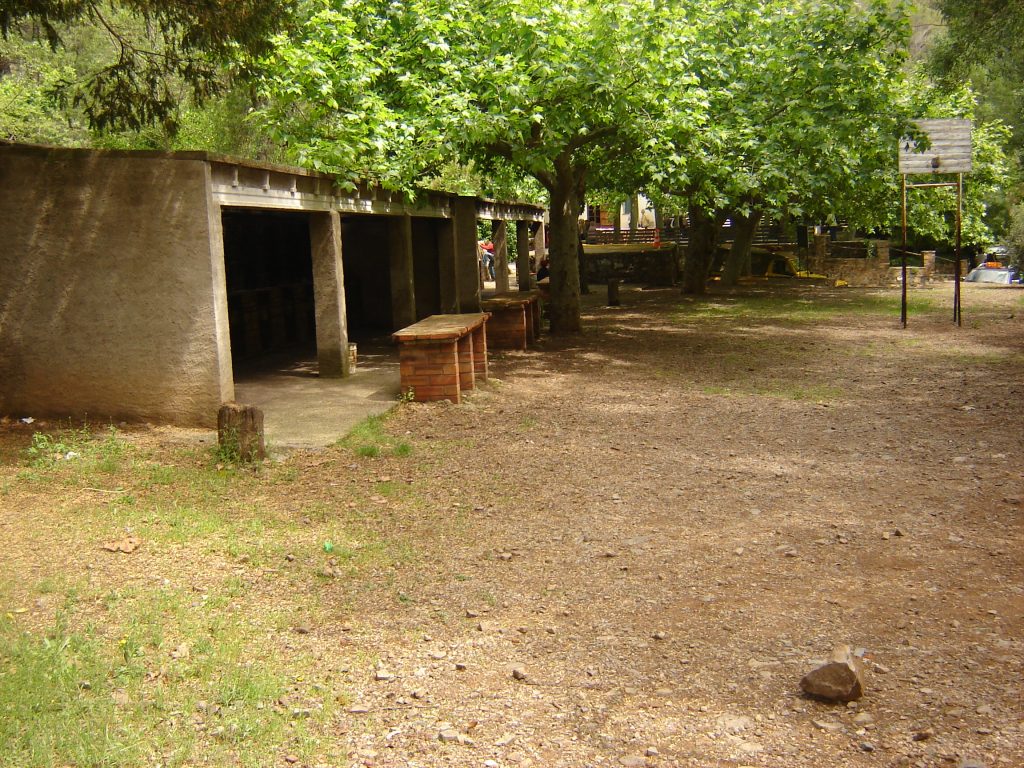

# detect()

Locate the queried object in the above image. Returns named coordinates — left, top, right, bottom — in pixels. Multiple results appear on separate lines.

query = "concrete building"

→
left=0, top=143, right=543, bottom=426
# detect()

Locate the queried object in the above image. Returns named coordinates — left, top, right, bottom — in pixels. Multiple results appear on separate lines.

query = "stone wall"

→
left=583, top=244, right=679, bottom=286
left=0, top=146, right=232, bottom=425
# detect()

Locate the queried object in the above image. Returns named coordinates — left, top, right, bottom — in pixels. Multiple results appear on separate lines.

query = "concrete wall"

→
left=0, top=147, right=232, bottom=425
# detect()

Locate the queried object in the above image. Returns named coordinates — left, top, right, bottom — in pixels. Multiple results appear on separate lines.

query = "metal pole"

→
left=901, top=174, right=908, bottom=328
left=954, top=173, right=963, bottom=326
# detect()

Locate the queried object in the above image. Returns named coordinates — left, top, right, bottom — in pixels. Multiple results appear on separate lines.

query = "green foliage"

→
left=1, top=0, right=292, bottom=132
left=0, top=35, right=89, bottom=143
left=927, top=0, right=1024, bottom=152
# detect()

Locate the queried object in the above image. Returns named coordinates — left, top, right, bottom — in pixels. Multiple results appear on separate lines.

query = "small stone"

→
left=800, top=644, right=865, bottom=702
left=411, top=688, right=426, bottom=700
left=348, top=704, right=370, bottom=714
left=652, top=630, right=667, bottom=641
left=618, top=757, right=646, bottom=767
left=495, top=733, right=516, bottom=747
left=466, top=609, right=480, bottom=618
left=645, top=747, right=659, bottom=757
left=455, top=662, right=467, bottom=671
left=853, top=712, right=875, bottom=726
left=738, top=741, right=764, bottom=754
left=428, top=650, right=446, bottom=660
left=734, top=547, right=745, bottom=556
left=812, top=719, right=844, bottom=733
left=602, top=550, right=618, bottom=558
left=959, top=761, right=988, bottom=768
left=294, top=625, right=311, bottom=635
left=860, top=742, right=876, bottom=753
left=284, top=755, right=299, bottom=764
left=912, top=727, right=934, bottom=741
left=511, top=665, right=528, bottom=681
left=499, top=552, right=513, bottom=561
left=975, top=704, right=995, bottom=716
left=374, top=669, right=395, bottom=682
left=719, top=715, right=753, bottom=733
left=78, top=680, right=92, bottom=690
left=438, top=729, right=460, bottom=744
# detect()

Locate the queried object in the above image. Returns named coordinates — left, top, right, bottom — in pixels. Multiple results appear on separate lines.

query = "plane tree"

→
left=650, top=0, right=913, bottom=293
left=256, top=0, right=717, bottom=333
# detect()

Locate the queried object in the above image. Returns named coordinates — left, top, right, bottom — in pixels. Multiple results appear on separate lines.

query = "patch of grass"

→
left=337, top=413, right=412, bottom=459
left=676, top=293, right=938, bottom=325
left=700, top=385, right=735, bottom=396
left=0, top=582, right=332, bottom=768
left=698, top=381, right=844, bottom=402
left=25, top=424, right=127, bottom=474
left=763, top=384, right=844, bottom=402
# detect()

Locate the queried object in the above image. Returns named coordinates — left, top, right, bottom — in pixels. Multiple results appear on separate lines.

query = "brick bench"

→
left=488, top=290, right=542, bottom=344
left=392, top=313, right=489, bottom=403
left=481, top=295, right=532, bottom=350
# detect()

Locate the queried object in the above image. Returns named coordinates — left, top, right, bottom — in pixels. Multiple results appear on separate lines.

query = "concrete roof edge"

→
left=0, top=140, right=545, bottom=214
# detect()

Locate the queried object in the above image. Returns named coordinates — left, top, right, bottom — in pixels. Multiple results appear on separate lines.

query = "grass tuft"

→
left=337, top=414, right=413, bottom=459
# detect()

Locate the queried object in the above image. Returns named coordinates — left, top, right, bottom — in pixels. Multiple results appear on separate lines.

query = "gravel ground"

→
left=2, top=280, right=1021, bottom=768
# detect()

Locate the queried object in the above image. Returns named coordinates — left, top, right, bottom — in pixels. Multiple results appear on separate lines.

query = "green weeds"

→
left=337, top=414, right=413, bottom=459
left=0, top=581, right=329, bottom=768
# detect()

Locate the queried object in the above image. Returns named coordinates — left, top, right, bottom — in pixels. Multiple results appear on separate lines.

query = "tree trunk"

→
left=722, top=209, right=762, bottom=287
left=681, top=203, right=717, bottom=295
left=548, top=180, right=583, bottom=333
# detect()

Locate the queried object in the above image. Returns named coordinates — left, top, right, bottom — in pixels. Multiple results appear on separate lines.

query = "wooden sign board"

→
left=899, top=118, right=973, bottom=175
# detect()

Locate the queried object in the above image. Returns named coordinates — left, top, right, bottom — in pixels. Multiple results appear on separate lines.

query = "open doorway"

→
left=340, top=215, right=394, bottom=342
left=221, top=209, right=317, bottom=377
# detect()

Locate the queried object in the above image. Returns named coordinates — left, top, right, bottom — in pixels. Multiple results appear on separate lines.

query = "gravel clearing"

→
left=1, top=281, right=1021, bottom=768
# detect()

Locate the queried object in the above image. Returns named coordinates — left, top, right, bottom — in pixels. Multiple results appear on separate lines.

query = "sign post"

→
left=897, top=119, right=973, bottom=327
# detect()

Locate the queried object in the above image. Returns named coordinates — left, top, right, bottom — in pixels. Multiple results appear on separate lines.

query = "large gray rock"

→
left=800, top=645, right=865, bottom=702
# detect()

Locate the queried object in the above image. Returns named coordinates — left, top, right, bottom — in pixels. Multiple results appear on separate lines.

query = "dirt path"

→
left=1, top=282, right=1022, bottom=768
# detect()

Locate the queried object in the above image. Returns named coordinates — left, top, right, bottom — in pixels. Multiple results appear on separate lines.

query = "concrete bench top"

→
left=481, top=295, right=532, bottom=309
left=490, top=289, right=540, bottom=300
left=392, top=313, right=489, bottom=342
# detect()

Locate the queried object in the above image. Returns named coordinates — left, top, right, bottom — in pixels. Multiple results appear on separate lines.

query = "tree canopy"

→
left=1, top=0, right=291, bottom=131
left=2, top=0, right=1016, bottom=318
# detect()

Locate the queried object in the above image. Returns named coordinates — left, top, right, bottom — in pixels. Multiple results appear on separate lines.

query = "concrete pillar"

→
left=453, top=196, right=481, bottom=312
left=207, top=201, right=235, bottom=406
left=875, top=240, right=890, bottom=269
left=492, top=219, right=510, bottom=293
left=533, top=220, right=547, bottom=268
left=309, top=210, right=349, bottom=377
left=388, top=214, right=416, bottom=330
left=923, top=250, right=936, bottom=277
left=436, top=219, right=458, bottom=314
left=516, top=220, right=532, bottom=291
